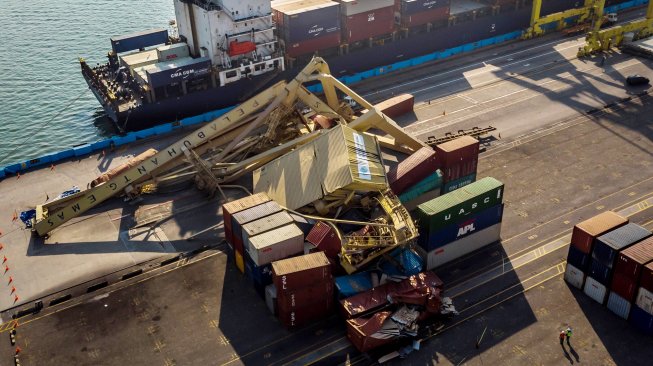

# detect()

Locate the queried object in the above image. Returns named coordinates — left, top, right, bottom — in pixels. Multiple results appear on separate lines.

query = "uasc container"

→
left=248, top=224, right=304, bottom=266
left=570, top=211, right=628, bottom=254
left=272, top=252, right=332, bottom=291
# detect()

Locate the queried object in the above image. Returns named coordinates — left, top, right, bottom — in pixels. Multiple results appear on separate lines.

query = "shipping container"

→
left=402, top=188, right=441, bottom=212
left=335, top=272, right=374, bottom=298
left=146, top=57, right=212, bottom=88
left=592, top=223, right=652, bottom=268
left=273, top=0, right=341, bottom=43
left=156, top=43, right=190, bottom=62
left=120, top=49, right=159, bottom=76
left=278, top=297, right=334, bottom=328
left=248, top=224, right=304, bottom=266
left=642, top=262, right=653, bottom=292
left=441, top=173, right=476, bottom=195
left=400, top=5, right=450, bottom=27
left=306, top=221, right=342, bottom=259
left=111, top=28, right=168, bottom=54
left=265, top=284, right=278, bottom=315
left=346, top=311, right=395, bottom=352
left=583, top=276, right=608, bottom=305
left=571, top=211, right=628, bottom=254
left=272, top=252, right=332, bottom=291
left=222, top=193, right=271, bottom=247
left=415, top=177, right=504, bottom=233
left=435, top=136, right=479, bottom=183
left=388, top=147, right=439, bottom=195
left=375, top=93, right=415, bottom=119
left=629, top=305, right=653, bottom=335
left=636, top=287, right=653, bottom=315
left=342, top=6, right=395, bottom=43
left=426, top=223, right=502, bottom=269
left=398, top=170, right=443, bottom=203
left=339, top=0, right=394, bottom=16
left=284, top=32, right=342, bottom=57
left=614, top=236, right=653, bottom=281
left=242, top=211, right=294, bottom=253
left=233, top=201, right=284, bottom=256
left=277, top=281, right=334, bottom=310
left=564, top=263, right=586, bottom=290
left=235, top=251, right=245, bottom=273
left=244, top=251, right=273, bottom=287
left=419, top=204, right=503, bottom=251
left=610, top=271, right=638, bottom=302
left=588, top=259, right=612, bottom=286
left=567, top=245, right=592, bottom=272
left=399, top=0, right=451, bottom=16
left=607, top=291, right=632, bottom=320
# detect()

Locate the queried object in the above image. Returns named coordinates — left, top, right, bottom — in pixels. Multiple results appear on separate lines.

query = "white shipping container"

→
left=156, top=43, right=190, bottom=62
left=583, top=276, right=608, bottom=305
left=249, top=224, right=304, bottom=266
left=636, top=287, right=653, bottom=315
left=339, top=0, right=395, bottom=16
left=427, top=223, right=501, bottom=270
left=607, top=291, right=632, bottom=319
left=564, top=263, right=586, bottom=290
left=265, top=284, right=278, bottom=315
left=242, top=211, right=294, bottom=253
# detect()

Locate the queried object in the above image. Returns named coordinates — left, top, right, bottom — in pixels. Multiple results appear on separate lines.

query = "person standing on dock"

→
left=566, top=326, right=573, bottom=346
left=559, top=330, right=566, bottom=345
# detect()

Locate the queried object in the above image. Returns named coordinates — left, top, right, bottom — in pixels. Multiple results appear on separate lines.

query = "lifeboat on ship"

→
left=228, top=40, right=257, bottom=57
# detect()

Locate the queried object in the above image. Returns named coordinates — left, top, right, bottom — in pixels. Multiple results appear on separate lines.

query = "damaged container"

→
left=387, top=147, right=439, bottom=195
left=306, top=221, right=342, bottom=259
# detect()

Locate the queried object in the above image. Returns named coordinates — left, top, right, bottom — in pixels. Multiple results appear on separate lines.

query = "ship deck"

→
left=0, top=30, right=653, bottom=365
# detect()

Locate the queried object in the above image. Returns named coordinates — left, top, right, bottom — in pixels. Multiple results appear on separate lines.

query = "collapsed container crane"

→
left=33, top=57, right=426, bottom=237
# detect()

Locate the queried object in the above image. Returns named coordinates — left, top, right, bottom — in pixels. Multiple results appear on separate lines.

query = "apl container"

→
left=592, top=223, right=652, bottom=268
left=232, top=200, right=283, bottom=256
left=242, top=211, right=294, bottom=254
left=426, top=223, right=501, bottom=270
left=583, top=276, right=608, bottom=305
left=222, top=193, right=270, bottom=246
left=629, top=305, right=653, bottom=335
left=272, top=252, right=332, bottom=291
left=564, top=263, right=586, bottom=290
left=636, top=287, right=653, bottom=315
left=415, top=177, right=504, bottom=233
left=419, top=204, right=503, bottom=251
left=610, top=272, right=638, bottom=302
left=306, top=222, right=342, bottom=259
left=387, top=147, right=439, bottom=195
left=567, top=245, right=592, bottom=272
left=248, top=224, right=304, bottom=266
left=614, top=236, right=653, bottom=281
left=607, top=291, right=632, bottom=320
left=570, top=211, right=628, bottom=254
left=441, top=173, right=476, bottom=195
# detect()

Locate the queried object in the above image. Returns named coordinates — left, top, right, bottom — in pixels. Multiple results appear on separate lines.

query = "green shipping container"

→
left=415, top=177, right=504, bottom=232
left=441, top=173, right=476, bottom=194
left=399, top=170, right=443, bottom=203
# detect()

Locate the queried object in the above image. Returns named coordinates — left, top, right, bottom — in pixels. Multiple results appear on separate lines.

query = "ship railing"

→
left=179, top=0, right=221, bottom=12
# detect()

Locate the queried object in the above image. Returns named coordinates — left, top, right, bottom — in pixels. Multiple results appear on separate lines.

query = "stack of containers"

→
left=387, top=146, right=439, bottom=196
left=272, top=0, right=342, bottom=58
left=271, top=252, right=334, bottom=328
left=435, top=136, right=480, bottom=194
left=398, top=169, right=443, bottom=211
left=338, top=0, right=395, bottom=44
left=242, top=211, right=295, bottom=296
left=396, top=0, right=451, bottom=28
left=583, top=223, right=652, bottom=305
left=231, top=200, right=284, bottom=272
left=414, top=177, right=504, bottom=269
left=632, top=262, right=653, bottom=334
left=607, top=237, right=653, bottom=319
left=564, top=211, right=629, bottom=290
left=221, top=193, right=271, bottom=267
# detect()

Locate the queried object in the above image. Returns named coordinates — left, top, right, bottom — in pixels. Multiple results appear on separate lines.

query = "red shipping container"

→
left=278, top=299, right=334, bottom=328
left=641, top=262, right=653, bottom=292
left=221, top=193, right=270, bottom=246
left=272, top=252, right=332, bottom=291
left=571, top=211, right=629, bottom=254
left=400, top=6, right=450, bottom=27
left=346, top=311, right=395, bottom=352
left=375, top=93, right=415, bottom=119
left=435, top=136, right=479, bottom=183
left=342, top=6, right=395, bottom=43
left=614, top=236, right=653, bottom=280
left=306, top=221, right=341, bottom=258
left=611, top=272, right=638, bottom=302
left=387, top=147, right=439, bottom=195
left=284, top=32, right=341, bottom=58
left=277, top=280, right=334, bottom=311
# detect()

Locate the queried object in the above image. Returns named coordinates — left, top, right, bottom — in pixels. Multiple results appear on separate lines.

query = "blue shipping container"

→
left=567, top=245, right=591, bottom=272
left=111, top=28, right=168, bottom=54
left=278, top=3, right=341, bottom=43
left=335, top=272, right=373, bottom=298
left=629, top=305, right=653, bottom=335
left=399, top=170, right=443, bottom=203
left=441, top=173, right=476, bottom=195
left=589, top=259, right=612, bottom=286
left=244, top=252, right=273, bottom=287
left=419, top=203, right=504, bottom=251
left=147, top=58, right=212, bottom=88
left=593, top=223, right=652, bottom=268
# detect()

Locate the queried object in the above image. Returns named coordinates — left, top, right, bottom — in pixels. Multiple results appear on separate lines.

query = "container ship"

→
left=81, top=0, right=634, bottom=131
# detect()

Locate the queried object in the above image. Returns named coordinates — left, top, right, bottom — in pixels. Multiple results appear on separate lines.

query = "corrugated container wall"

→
left=339, top=0, right=395, bottom=15
left=232, top=200, right=283, bottom=256
left=583, top=276, right=608, bottom=305
left=399, top=0, right=451, bottom=15
left=387, top=146, right=439, bottom=195
left=274, top=0, right=341, bottom=43
left=570, top=211, right=628, bottom=254
left=629, top=306, right=653, bottom=335
left=399, top=170, right=442, bottom=204
left=588, top=259, right=612, bottom=286
left=375, top=93, right=415, bottom=119
left=606, top=292, right=631, bottom=320
left=614, top=236, right=653, bottom=280
left=636, top=287, right=653, bottom=315
left=272, top=252, right=332, bottom=291
left=567, top=245, right=592, bottom=272
left=426, top=223, right=501, bottom=269
left=146, top=57, right=212, bottom=88
left=435, top=136, right=479, bottom=183
left=242, top=211, right=294, bottom=253
left=222, top=193, right=271, bottom=246
left=399, top=6, right=450, bottom=27
left=248, top=224, right=304, bottom=266
left=592, top=223, right=652, bottom=269
left=441, top=173, right=476, bottom=195
left=641, top=262, right=653, bottom=292
left=156, top=43, right=190, bottom=62
left=610, top=272, right=638, bottom=302
left=306, top=222, right=342, bottom=259
left=564, top=263, right=585, bottom=290
left=284, top=32, right=342, bottom=57
left=111, top=28, right=168, bottom=54
left=342, top=6, right=395, bottom=43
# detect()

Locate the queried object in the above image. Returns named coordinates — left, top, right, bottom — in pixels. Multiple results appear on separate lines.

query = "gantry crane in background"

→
left=33, top=57, right=426, bottom=240
left=523, top=0, right=606, bottom=39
